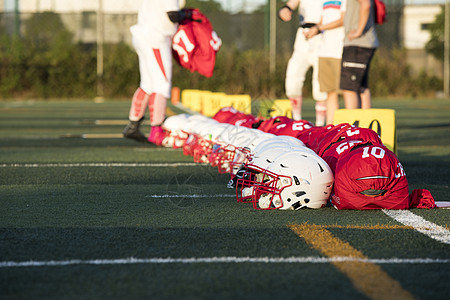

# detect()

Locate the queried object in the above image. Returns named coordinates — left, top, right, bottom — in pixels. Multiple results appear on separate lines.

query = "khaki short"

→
left=318, top=57, right=342, bottom=93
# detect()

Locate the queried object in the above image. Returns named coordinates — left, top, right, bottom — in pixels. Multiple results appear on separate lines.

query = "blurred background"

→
left=0, top=0, right=447, bottom=100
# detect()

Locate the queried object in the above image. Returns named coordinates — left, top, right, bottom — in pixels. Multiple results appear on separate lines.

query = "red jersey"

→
left=315, top=124, right=383, bottom=157
left=331, top=144, right=409, bottom=210
left=172, top=8, right=222, bottom=78
left=212, top=107, right=260, bottom=128
left=300, top=125, right=334, bottom=150
left=269, top=120, right=314, bottom=137
left=234, top=115, right=260, bottom=128
left=212, top=107, right=240, bottom=123
left=266, top=119, right=294, bottom=135
left=320, top=139, right=366, bottom=174
left=409, top=189, right=436, bottom=209
left=257, top=116, right=293, bottom=133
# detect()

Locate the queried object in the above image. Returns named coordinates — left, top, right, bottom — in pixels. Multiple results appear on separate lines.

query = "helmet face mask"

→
left=252, top=170, right=286, bottom=209
left=183, top=133, right=199, bottom=156
left=250, top=168, right=313, bottom=210
left=184, top=121, right=232, bottom=163
left=217, top=144, right=236, bottom=173
left=230, top=146, right=251, bottom=175
left=209, top=142, right=229, bottom=168
left=238, top=151, right=334, bottom=210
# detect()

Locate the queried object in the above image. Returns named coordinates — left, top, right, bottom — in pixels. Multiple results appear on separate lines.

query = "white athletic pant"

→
left=285, top=28, right=327, bottom=102
left=131, top=25, right=173, bottom=99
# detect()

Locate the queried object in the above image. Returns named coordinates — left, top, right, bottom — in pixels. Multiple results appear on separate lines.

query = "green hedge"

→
left=0, top=12, right=442, bottom=100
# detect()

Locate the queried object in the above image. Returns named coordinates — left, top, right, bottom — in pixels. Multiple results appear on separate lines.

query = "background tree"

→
left=185, top=0, right=224, bottom=12
left=425, top=5, right=448, bottom=62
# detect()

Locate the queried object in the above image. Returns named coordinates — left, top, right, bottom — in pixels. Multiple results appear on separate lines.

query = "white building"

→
left=403, top=4, right=443, bottom=77
left=1, top=0, right=143, bottom=44
left=3, top=0, right=141, bottom=13
left=403, top=4, right=441, bottom=49
left=1, top=0, right=445, bottom=77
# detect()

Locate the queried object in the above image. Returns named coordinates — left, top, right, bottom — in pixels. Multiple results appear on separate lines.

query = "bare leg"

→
left=360, top=88, right=372, bottom=109
left=326, top=91, right=339, bottom=125
left=343, top=90, right=360, bottom=109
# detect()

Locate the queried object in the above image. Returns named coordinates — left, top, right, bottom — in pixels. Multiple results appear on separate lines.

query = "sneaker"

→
left=123, top=118, right=147, bottom=142
left=148, top=126, right=164, bottom=145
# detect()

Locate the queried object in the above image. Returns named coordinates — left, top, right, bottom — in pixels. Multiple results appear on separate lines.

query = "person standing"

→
left=339, top=0, right=378, bottom=110
left=123, top=0, right=188, bottom=143
left=306, top=0, right=346, bottom=125
left=278, top=0, right=328, bottom=126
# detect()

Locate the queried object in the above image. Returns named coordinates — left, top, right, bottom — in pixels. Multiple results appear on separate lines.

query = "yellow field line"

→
left=289, top=223, right=417, bottom=300
left=68, top=107, right=177, bottom=139
left=94, top=120, right=128, bottom=125
left=89, top=106, right=176, bottom=126
left=81, top=133, right=124, bottom=138
left=323, top=223, right=449, bottom=231
left=322, top=224, right=415, bottom=230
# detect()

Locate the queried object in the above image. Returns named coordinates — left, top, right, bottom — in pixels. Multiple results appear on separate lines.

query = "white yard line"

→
left=1, top=256, right=449, bottom=268
left=146, top=194, right=235, bottom=198
left=383, top=210, right=450, bottom=244
left=0, top=163, right=201, bottom=168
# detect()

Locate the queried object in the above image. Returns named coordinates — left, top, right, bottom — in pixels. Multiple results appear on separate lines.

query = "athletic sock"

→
left=148, top=93, right=167, bottom=126
left=129, top=88, right=150, bottom=121
left=290, top=97, right=303, bottom=121
left=315, top=102, right=327, bottom=126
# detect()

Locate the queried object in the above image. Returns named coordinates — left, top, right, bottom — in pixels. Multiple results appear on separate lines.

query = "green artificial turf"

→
left=0, top=98, right=449, bottom=300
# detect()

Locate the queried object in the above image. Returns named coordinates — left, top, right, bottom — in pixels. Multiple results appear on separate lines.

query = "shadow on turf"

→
left=163, top=164, right=229, bottom=208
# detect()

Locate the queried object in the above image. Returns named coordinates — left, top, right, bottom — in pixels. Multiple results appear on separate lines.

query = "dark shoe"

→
left=123, top=118, right=147, bottom=142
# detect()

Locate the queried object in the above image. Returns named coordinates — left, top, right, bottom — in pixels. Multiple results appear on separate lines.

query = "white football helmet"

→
left=227, top=129, right=263, bottom=175
left=231, top=136, right=310, bottom=190
left=214, top=127, right=257, bottom=173
left=200, top=123, right=235, bottom=165
left=182, top=116, right=217, bottom=158
left=248, top=136, right=313, bottom=165
left=161, top=114, right=191, bottom=148
left=270, top=135, right=306, bottom=147
left=192, top=120, right=230, bottom=163
left=246, top=132, right=276, bottom=153
left=239, top=150, right=334, bottom=210
left=235, top=145, right=305, bottom=201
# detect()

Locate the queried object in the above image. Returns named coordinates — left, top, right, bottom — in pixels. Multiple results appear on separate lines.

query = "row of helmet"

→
left=159, top=107, right=431, bottom=210
left=159, top=109, right=334, bottom=210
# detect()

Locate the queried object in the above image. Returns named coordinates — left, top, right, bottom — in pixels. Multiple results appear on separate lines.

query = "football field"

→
left=0, top=98, right=449, bottom=299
